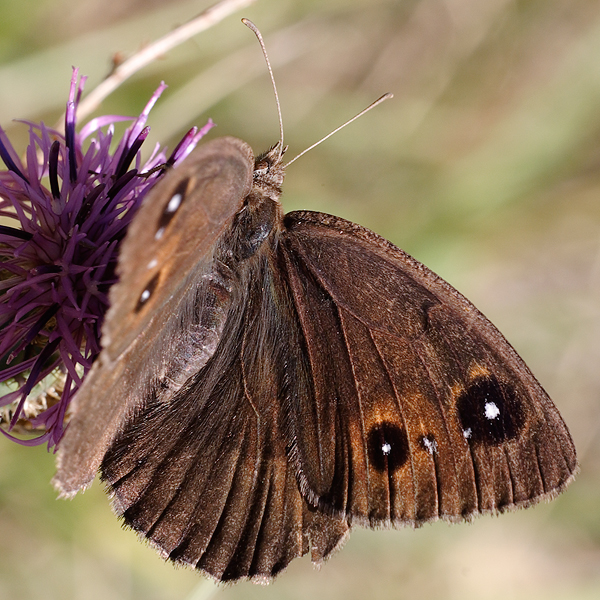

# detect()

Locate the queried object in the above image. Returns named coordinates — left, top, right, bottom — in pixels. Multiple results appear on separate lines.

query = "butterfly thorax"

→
left=215, top=145, right=286, bottom=268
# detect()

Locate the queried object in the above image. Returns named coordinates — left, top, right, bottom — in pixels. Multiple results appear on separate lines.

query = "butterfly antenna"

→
left=242, top=18, right=285, bottom=159
left=285, top=92, right=393, bottom=167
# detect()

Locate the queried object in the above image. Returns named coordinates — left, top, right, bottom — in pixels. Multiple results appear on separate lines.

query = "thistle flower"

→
left=0, top=68, right=214, bottom=448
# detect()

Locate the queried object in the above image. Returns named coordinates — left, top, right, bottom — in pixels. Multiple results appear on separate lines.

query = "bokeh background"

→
left=1, top=0, right=599, bottom=599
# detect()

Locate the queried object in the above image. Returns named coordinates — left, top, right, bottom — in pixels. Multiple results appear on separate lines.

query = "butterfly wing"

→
left=279, top=210, right=577, bottom=526
left=98, top=247, right=349, bottom=581
left=54, top=137, right=254, bottom=496
left=55, top=138, right=350, bottom=581
left=55, top=146, right=576, bottom=582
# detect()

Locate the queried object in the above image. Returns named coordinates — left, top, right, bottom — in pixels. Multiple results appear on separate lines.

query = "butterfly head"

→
left=253, top=142, right=287, bottom=200
left=254, top=142, right=287, bottom=174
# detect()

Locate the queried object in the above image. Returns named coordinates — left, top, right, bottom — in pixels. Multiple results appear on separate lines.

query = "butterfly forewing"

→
left=55, top=138, right=253, bottom=496
left=280, top=210, right=577, bottom=524
left=104, top=137, right=253, bottom=358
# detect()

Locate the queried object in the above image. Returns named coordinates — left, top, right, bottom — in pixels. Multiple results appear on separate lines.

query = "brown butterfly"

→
left=54, top=23, right=577, bottom=584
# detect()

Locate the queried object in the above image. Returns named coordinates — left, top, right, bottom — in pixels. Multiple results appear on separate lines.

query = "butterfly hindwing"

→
left=100, top=245, right=348, bottom=581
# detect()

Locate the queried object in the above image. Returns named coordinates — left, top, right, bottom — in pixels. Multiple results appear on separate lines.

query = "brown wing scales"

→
left=100, top=250, right=348, bottom=581
left=280, top=210, right=576, bottom=527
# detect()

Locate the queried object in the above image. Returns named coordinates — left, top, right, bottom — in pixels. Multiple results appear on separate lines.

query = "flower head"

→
left=0, top=68, right=214, bottom=448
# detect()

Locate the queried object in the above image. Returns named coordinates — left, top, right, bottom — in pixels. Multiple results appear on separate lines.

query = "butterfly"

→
left=53, top=21, right=577, bottom=584
left=53, top=132, right=577, bottom=582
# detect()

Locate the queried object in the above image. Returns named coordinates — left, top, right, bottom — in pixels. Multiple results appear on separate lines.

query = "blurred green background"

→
left=1, top=0, right=599, bottom=599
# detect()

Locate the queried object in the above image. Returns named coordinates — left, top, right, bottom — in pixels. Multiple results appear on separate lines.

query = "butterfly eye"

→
left=254, top=156, right=273, bottom=177
left=457, top=376, right=525, bottom=445
left=155, top=179, right=189, bottom=240
left=367, top=422, right=409, bottom=473
left=254, top=165, right=270, bottom=177
left=135, top=272, right=160, bottom=313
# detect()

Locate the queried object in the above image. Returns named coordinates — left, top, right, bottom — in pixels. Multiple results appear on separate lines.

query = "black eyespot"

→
left=135, top=272, right=160, bottom=313
left=155, top=179, right=188, bottom=239
left=367, top=422, right=409, bottom=473
left=457, top=376, right=525, bottom=446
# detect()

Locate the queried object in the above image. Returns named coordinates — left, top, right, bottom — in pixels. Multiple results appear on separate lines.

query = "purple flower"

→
left=0, top=68, right=214, bottom=448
